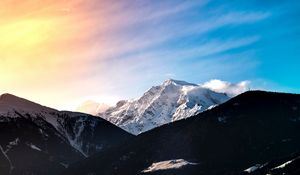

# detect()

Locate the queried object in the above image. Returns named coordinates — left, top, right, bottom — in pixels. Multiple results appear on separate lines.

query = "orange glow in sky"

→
left=0, top=0, right=108, bottom=109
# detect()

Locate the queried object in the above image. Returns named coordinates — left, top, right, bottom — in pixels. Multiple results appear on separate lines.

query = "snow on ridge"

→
left=0, top=137, right=20, bottom=172
left=6, top=138, right=20, bottom=152
left=244, top=164, right=261, bottom=173
left=66, top=117, right=88, bottom=157
left=272, top=156, right=300, bottom=170
left=0, top=93, right=102, bottom=158
left=244, top=156, right=300, bottom=174
left=27, top=143, right=42, bottom=152
left=60, top=162, right=69, bottom=168
left=163, top=79, right=198, bottom=86
left=0, top=103, right=93, bottom=157
left=274, top=160, right=293, bottom=169
left=141, top=159, right=197, bottom=173
left=0, top=145, right=14, bottom=173
left=100, top=79, right=230, bottom=135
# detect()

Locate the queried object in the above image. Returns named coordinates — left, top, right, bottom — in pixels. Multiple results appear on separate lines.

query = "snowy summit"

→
left=99, top=79, right=230, bottom=135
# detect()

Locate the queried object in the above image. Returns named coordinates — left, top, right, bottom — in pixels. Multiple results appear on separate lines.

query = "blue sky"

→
left=98, top=0, right=300, bottom=99
left=1, top=0, right=299, bottom=110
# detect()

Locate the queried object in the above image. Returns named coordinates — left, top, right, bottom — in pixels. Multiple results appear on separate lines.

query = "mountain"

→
left=0, top=93, right=133, bottom=175
left=99, top=79, right=230, bottom=135
left=64, top=91, right=300, bottom=175
left=76, top=100, right=110, bottom=115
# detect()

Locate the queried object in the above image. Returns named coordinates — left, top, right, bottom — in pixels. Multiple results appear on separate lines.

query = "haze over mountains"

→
left=76, top=101, right=110, bottom=115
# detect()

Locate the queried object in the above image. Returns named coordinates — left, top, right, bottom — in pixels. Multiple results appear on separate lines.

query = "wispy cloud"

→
left=0, top=0, right=274, bottom=110
left=86, top=10, right=269, bottom=61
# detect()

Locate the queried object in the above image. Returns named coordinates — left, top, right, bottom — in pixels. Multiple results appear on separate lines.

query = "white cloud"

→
left=201, top=79, right=250, bottom=97
left=76, top=100, right=110, bottom=115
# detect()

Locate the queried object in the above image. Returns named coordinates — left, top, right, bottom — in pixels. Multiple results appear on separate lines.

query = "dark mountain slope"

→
left=64, top=91, right=300, bottom=175
left=0, top=115, right=82, bottom=175
left=0, top=93, right=134, bottom=175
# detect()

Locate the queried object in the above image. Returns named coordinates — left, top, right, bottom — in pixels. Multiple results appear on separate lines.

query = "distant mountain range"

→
left=64, top=91, right=300, bottom=175
left=98, top=79, right=230, bottom=135
left=0, top=81, right=300, bottom=175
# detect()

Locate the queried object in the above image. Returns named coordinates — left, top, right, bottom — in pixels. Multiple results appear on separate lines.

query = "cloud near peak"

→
left=201, top=79, right=251, bottom=97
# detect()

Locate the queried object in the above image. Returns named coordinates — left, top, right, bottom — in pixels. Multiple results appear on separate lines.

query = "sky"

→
left=0, top=0, right=299, bottom=110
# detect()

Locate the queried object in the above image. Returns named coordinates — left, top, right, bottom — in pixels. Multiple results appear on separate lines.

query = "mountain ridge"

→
left=99, top=79, right=230, bottom=135
left=0, top=93, right=56, bottom=113
left=0, top=93, right=133, bottom=175
left=64, top=90, right=300, bottom=175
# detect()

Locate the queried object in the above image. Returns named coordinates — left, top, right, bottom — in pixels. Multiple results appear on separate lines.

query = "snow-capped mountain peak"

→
left=99, top=79, right=230, bottom=135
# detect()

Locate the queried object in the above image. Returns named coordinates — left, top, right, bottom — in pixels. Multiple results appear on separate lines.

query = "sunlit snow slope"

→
left=99, top=79, right=230, bottom=135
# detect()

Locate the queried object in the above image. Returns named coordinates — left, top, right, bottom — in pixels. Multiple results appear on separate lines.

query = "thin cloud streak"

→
left=85, top=10, right=270, bottom=62
left=0, top=0, right=273, bottom=110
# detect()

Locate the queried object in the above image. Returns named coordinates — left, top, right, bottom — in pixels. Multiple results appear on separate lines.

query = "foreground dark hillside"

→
left=0, top=94, right=134, bottom=175
left=64, top=91, right=300, bottom=175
